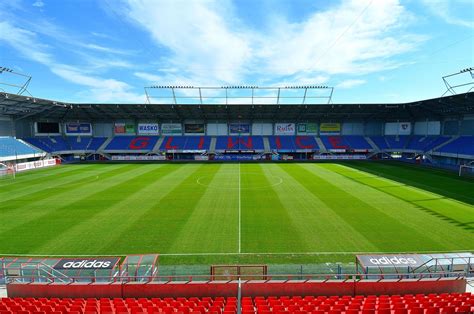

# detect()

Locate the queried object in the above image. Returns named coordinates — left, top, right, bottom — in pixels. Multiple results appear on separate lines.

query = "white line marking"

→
left=238, top=162, right=241, bottom=254
left=1, top=249, right=472, bottom=258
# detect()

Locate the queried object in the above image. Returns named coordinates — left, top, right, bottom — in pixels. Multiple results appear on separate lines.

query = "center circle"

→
left=196, top=171, right=283, bottom=190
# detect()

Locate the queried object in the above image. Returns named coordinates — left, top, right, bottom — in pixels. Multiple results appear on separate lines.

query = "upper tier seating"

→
left=1, top=293, right=472, bottom=314
left=160, top=136, right=211, bottom=151
left=24, top=136, right=107, bottom=153
left=435, top=136, right=474, bottom=156
left=105, top=136, right=159, bottom=151
left=405, top=136, right=451, bottom=151
left=384, top=136, right=410, bottom=150
left=0, top=137, right=42, bottom=157
left=370, top=136, right=389, bottom=150
left=268, top=136, right=318, bottom=151
left=215, top=136, right=264, bottom=151
left=321, top=136, right=371, bottom=151
left=67, top=137, right=106, bottom=151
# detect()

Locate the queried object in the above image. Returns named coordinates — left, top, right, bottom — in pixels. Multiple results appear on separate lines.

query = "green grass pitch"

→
left=0, top=162, right=472, bottom=265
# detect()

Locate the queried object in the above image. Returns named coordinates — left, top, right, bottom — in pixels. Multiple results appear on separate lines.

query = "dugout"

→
left=355, top=253, right=474, bottom=278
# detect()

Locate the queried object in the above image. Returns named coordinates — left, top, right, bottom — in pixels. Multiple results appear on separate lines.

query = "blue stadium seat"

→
left=435, top=136, right=474, bottom=155
left=215, top=136, right=265, bottom=151
left=105, top=136, right=159, bottom=151
left=0, top=137, right=43, bottom=157
left=183, top=136, right=211, bottom=150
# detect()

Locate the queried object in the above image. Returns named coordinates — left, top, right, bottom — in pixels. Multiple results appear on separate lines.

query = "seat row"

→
left=0, top=293, right=472, bottom=313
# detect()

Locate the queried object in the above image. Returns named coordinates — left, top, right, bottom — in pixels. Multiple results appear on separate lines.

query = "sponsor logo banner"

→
left=229, top=123, right=250, bottom=135
left=114, top=123, right=135, bottom=134
left=399, top=122, right=411, bottom=135
left=313, top=155, right=366, bottom=160
left=184, top=123, right=205, bottom=134
left=14, top=159, right=57, bottom=172
left=357, top=254, right=427, bottom=268
left=275, top=123, right=295, bottom=135
left=54, top=257, right=120, bottom=270
left=138, top=123, right=159, bottom=135
left=111, top=155, right=166, bottom=161
left=320, top=123, right=341, bottom=135
left=65, top=123, right=92, bottom=135
left=297, top=123, right=318, bottom=134
left=161, top=123, right=182, bottom=134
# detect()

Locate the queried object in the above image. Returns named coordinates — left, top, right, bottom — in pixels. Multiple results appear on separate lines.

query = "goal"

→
left=0, top=162, right=16, bottom=180
left=458, top=164, right=474, bottom=178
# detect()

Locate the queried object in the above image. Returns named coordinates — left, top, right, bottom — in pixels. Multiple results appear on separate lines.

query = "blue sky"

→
left=0, top=0, right=473, bottom=104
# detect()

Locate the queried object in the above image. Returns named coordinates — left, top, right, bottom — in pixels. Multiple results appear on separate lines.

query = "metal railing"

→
left=4, top=271, right=470, bottom=285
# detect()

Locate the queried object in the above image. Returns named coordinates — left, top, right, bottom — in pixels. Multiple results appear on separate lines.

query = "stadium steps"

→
left=263, top=136, right=271, bottom=153
left=97, top=137, right=113, bottom=153
left=209, top=137, right=217, bottom=153
left=152, top=137, right=165, bottom=153
left=315, top=137, right=327, bottom=153
left=365, top=136, right=380, bottom=151
left=428, top=135, right=459, bottom=153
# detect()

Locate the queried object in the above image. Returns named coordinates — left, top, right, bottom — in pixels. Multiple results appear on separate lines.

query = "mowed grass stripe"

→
left=105, top=164, right=221, bottom=254
left=285, top=164, right=446, bottom=252
left=0, top=164, right=158, bottom=254
left=0, top=164, right=97, bottom=193
left=346, top=162, right=474, bottom=205
left=0, top=165, right=103, bottom=202
left=0, top=164, right=134, bottom=229
left=326, top=164, right=474, bottom=226
left=263, top=164, right=379, bottom=252
left=310, top=164, right=473, bottom=250
left=32, top=164, right=188, bottom=254
left=168, top=164, right=239, bottom=253
left=240, top=164, right=308, bottom=253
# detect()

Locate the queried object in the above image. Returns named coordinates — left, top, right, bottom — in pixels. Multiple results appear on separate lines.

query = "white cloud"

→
left=120, top=0, right=425, bottom=87
left=337, top=79, right=366, bottom=89
left=0, top=21, right=143, bottom=103
left=32, top=0, right=44, bottom=8
left=421, top=0, right=474, bottom=28
left=120, top=0, right=251, bottom=84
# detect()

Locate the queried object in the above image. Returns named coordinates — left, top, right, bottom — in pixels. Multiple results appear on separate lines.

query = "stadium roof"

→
left=1, top=92, right=473, bottom=122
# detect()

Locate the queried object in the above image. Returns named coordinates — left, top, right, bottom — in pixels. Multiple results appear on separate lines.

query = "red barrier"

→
left=242, top=280, right=354, bottom=297
left=7, top=278, right=466, bottom=298
left=354, top=278, right=467, bottom=296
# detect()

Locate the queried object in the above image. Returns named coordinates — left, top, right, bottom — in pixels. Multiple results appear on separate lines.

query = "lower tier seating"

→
left=1, top=292, right=472, bottom=314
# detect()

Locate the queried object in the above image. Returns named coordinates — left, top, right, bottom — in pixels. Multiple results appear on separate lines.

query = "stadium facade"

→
left=0, top=90, right=473, bottom=172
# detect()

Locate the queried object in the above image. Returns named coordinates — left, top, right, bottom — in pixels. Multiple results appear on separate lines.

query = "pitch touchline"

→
left=2, top=249, right=472, bottom=257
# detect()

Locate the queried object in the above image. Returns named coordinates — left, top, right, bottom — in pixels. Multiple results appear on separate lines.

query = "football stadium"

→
left=1, top=0, right=474, bottom=313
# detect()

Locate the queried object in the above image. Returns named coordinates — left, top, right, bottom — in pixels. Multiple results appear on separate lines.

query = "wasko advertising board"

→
left=138, top=123, right=159, bottom=135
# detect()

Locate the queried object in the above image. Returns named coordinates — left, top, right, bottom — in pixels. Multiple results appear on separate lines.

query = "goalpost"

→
left=459, top=163, right=474, bottom=177
left=0, top=162, right=16, bottom=180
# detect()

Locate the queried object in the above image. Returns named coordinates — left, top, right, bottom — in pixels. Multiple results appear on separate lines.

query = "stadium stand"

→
left=105, top=136, right=159, bottom=151
left=320, top=136, right=372, bottom=151
left=369, top=136, right=389, bottom=150
left=215, top=136, right=265, bottom=151
left=0, top=137, right=43, bottom=158
left=160, top=136, right=211, bottom=151
left=0, top=293, right=472, bottom=313
left=384, top=136, right=411, bottom=150
left=434, top=136, right=474, bottom=156
left=268, top=136, right=318, bottom=151
left=23, top=136, right=107, bottom=153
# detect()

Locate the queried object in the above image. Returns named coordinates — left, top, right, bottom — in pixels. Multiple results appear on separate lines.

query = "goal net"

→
left=459, top=164, right=474, bottom=178
left=0, top=163, right=16, bottom=181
